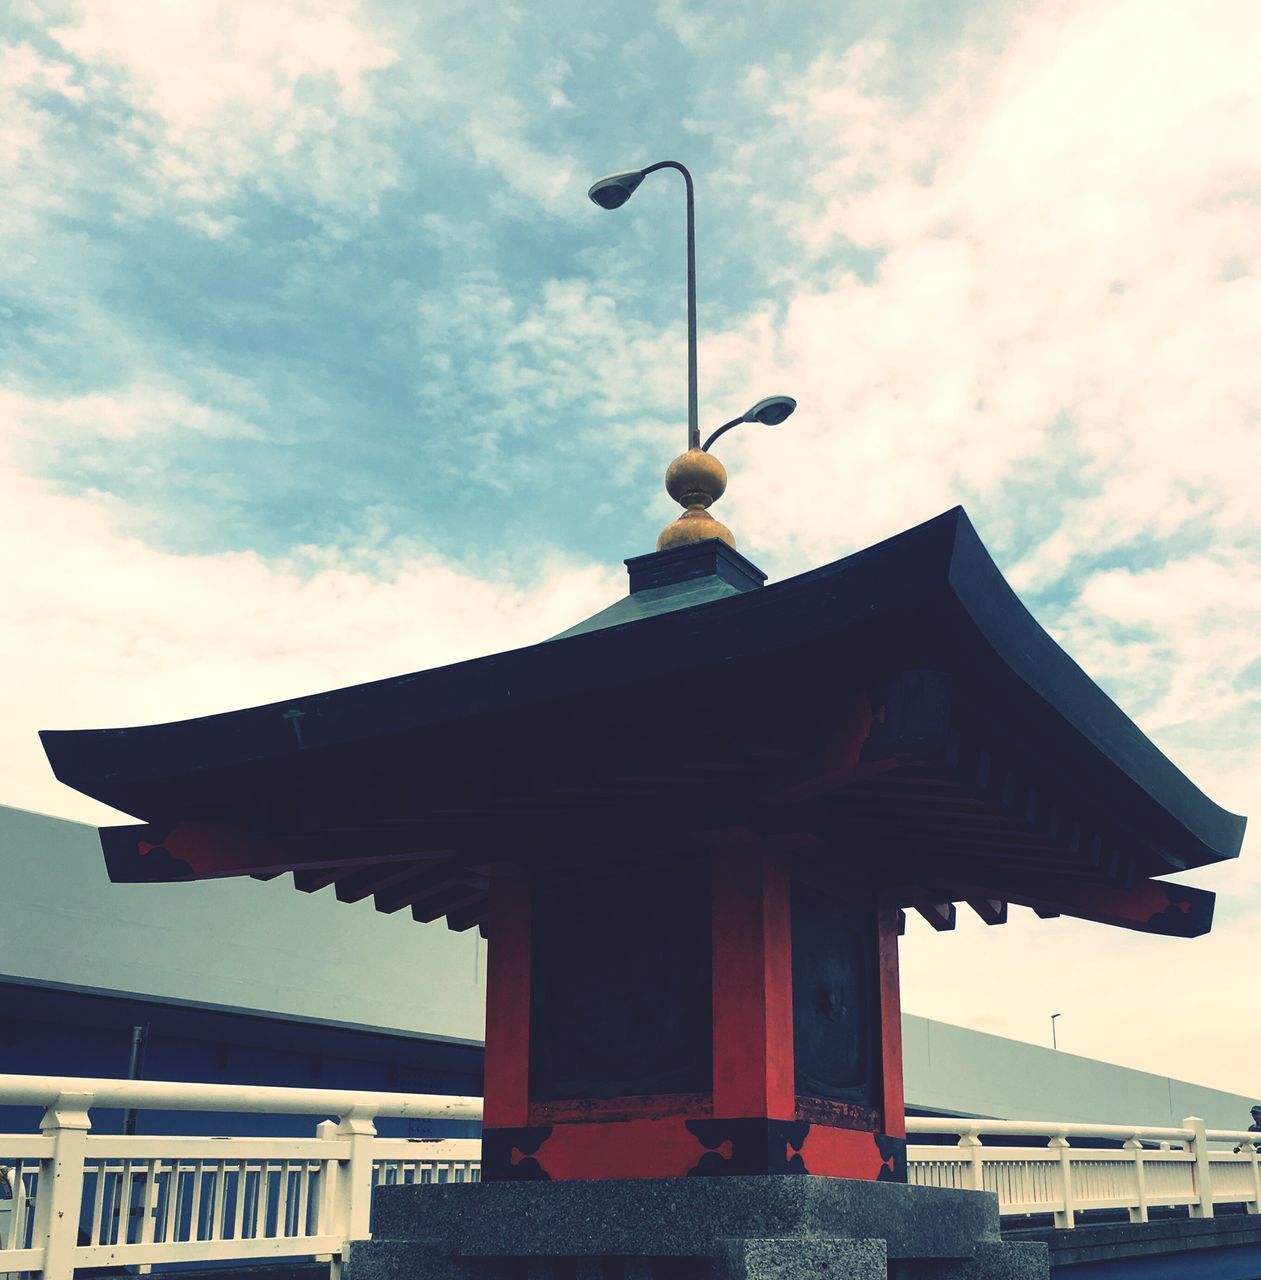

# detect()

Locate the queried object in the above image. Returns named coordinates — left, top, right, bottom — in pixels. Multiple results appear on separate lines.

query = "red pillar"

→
left=482, top=875, right=531, bottom=1129
left=711, top=847, right=794, bottom=1120
left=878, top=906, right=906, bottom=1139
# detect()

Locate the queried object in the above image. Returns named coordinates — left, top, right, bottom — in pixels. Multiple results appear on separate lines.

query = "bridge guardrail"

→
left=3, top=1075, right=1259, bottom=1278
left=0, top=1075, right=481, bottom=1280
left=906, top=1116, right=1261, bottom=1227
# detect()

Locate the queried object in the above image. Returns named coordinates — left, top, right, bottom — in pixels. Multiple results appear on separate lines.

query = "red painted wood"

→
left=711, top=848, right=795, bottom=1121
left=482, top=873, right=531, bottom=1128
left=798, top=1123, right=899, bottom=1180
left=521, top=1116, right=707, bottom=1181
left=494, top=1115, right=902, bottom=1181
left=877, top=906, right=906, bottom=1139
left=951, top=877, right=1215, bottom=937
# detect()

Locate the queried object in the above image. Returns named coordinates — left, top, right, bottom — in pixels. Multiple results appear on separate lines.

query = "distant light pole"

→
left=1051, top=1012, right=1061, bottom=1050
left=588, top=161, right=699, bottom=450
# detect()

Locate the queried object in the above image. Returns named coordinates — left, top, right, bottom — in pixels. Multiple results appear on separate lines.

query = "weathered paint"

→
left=945, top=877, right=1215, bottom=937
left=481, top=1117, right=908, bottom=1181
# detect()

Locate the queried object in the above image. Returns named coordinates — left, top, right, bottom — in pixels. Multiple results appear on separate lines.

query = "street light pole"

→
left=640, top=161, right=697, bottom=450
left=588, top=160, right=698, bottom=451
left=1051, top=1012, right=1061, bottom=1050
left=586, top=162, right=797, bottom=554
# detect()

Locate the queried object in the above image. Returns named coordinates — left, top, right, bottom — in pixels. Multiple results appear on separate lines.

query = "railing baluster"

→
left=251, top=1163, right=265, bottom=1239
left=218, top=1161, right=233, bottom=1240
left=233, top=1161, right=249, bottom=1240
left=1185, top=1117, right=1215, bottom=1219
left=191, top=1160, right=207, bottom=1240
left=315, top=1120, right=339, bottom=1238
left=956, top=1130, right=983, bottom=1192
left=1124, top=1137, right=1148, bottom=1223
left=32, top=1092, right=93, bottom=1280
left=1050, top=1135, right=1075, bottom=1229
left=161, top=1159, right=180, bottom=1244
left=139, top=1160, right=160, bottom=1244
left=257, top=1164, right=272, bottom=1240
left=296, top=1159, right=312, bottom=1236
left=90, top=1157, right=108, bottom=1245
left=331, top=1109, right=377, bottom=1249
left=14, top=1159, right=35, bottom=1247
left=205, top=1163, right=221, bottom=1240
left=120, top=1159, right=138, bottom=1244
left=275, top=1160, right=292, bottom=1237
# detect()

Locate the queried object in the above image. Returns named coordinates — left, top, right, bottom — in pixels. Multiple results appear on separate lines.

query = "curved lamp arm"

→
left=701, top=416, right=744, bottom=453
left=701, top=396, right=798, bottom=452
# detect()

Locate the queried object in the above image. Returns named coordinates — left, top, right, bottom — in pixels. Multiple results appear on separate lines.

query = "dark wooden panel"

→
left=529, top=865, right=712, bottom=1102
left=790, top=882, right=879, bottom=1108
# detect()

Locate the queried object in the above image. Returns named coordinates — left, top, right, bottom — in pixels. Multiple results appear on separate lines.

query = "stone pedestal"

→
left=346, top=1177, right=1049, bottom=1279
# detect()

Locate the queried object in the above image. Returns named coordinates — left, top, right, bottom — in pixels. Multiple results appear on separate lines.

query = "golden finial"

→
left=652, top=397, right=797, bottom=552
left=657, top=449, right=735, bottom=551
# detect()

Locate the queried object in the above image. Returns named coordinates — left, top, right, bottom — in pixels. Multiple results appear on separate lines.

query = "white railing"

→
left=0, top=1075, right=481, bottom=1280
left=907, top=1116, right=1261, bottom=1228
left=5, top=1076, right=1261, bottom=1280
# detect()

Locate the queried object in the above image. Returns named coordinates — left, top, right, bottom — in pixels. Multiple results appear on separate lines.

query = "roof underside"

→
left=40, top=508, right=1245, bottom=939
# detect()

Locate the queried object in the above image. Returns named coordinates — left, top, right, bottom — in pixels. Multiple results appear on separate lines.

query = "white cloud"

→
left=51, top=2, right=398, bottom=131
left=36, top=0, right=407, bottom=224
left=1042, top=552, right=1261, bottom=908
left=11, top=0, right=585, bottom=232
left=709, top=0, right=1259, bottom=576
left=465, top=111, right=578, bottom=216
left=0, top=394, right=618, bottom=827
left=415, top=271, right=691, bottom=493
left=653, top=0, right=716, bottom=51
left=0, top=39, right=82, bottom=166
left=0, top=40, right=85, bottom=252
left=1071, top=556, right=1261, bottom=733
left=1, top=383, right=266, bottom=444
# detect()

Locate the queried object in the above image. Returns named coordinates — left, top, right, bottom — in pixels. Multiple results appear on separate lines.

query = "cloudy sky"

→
left=3, top=0, right=1258, bottom=1098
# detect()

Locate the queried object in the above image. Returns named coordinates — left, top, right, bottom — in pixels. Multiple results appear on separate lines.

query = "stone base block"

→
left=720, top=1237, right=887, bottom=1279
left=346, top=1176, right=1049, bottom=1279
left=889, top=1241, right=1052, bottom=1279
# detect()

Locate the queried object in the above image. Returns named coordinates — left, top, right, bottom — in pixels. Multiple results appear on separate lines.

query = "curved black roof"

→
left=40, top=508, right=1245, bottom=933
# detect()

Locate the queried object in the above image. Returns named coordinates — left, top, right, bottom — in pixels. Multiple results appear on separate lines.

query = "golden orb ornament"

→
left=665, top=449, right=727, bottom=506
left=656, top=448, right=736, bottom=550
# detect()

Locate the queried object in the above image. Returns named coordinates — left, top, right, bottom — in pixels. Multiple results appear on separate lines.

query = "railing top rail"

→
left=908, top=1117, right=1195, bottom=1142
left=0, top=1073, right=483, bottom=1120
left=1206, top=1129, right=1261, bottom=1142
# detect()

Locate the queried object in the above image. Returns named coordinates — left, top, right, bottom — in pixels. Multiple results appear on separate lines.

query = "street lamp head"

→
left=700, top=394, right=799, bottom=453
left=743, top=395, right=797, bottom=427
left=588, top=170, right=646, bottom=210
